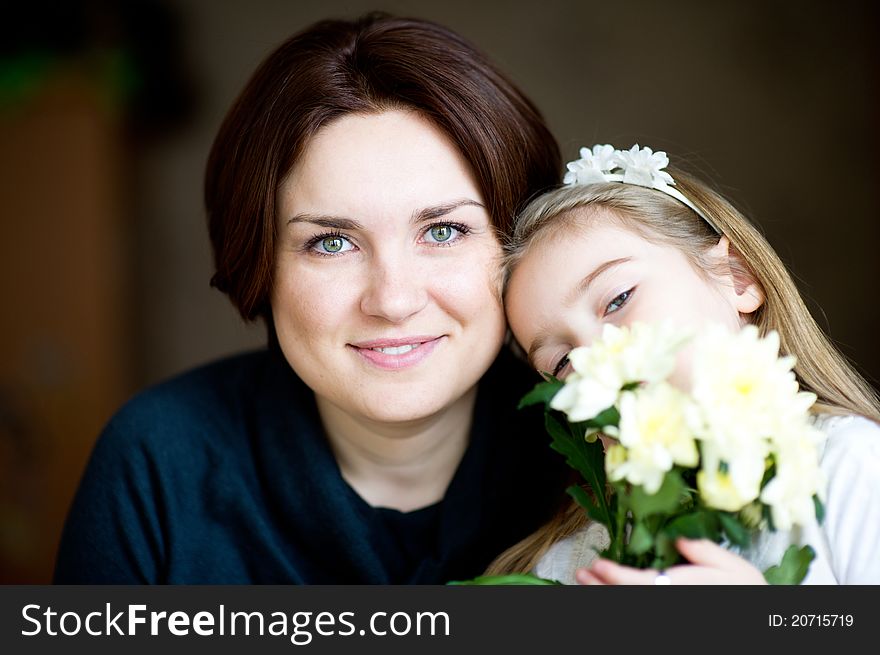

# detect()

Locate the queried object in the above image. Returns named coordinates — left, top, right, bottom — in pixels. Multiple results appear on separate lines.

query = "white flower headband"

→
left=563, top=144, right=721, bottom=233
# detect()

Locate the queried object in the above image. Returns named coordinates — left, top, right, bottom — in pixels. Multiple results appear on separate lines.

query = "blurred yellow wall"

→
left=0, top=73, right=133, bottom=582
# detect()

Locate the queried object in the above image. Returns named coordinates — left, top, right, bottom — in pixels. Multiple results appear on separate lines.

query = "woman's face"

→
left=272, top=110, right=506, bottom=423
left=505, top=209, right=762, bottom=382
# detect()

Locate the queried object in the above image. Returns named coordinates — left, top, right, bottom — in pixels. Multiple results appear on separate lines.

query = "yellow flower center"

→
left=734, top=376, right=756, bottom=397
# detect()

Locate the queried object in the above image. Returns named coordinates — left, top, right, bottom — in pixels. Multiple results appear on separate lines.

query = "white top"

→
left=534, top=414, right=880, bottom=585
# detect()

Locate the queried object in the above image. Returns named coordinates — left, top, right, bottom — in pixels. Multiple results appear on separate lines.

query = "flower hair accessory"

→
left=564, top=144, right=721, bottom=233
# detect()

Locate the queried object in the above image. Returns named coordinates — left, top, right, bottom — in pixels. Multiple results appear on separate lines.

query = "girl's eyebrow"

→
left=286, top=199, right=484, bottom=230
left=527, top=331, right=551, bottom=366
left=527, top=256, right=634, bottom=364
left=564, top=257, right=632, bottom=305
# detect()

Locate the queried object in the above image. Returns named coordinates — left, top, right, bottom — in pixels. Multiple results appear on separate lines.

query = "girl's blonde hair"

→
left=487, top=169, right=880, bottom=575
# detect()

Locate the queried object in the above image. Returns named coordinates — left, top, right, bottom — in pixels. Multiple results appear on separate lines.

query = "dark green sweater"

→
left=54, top=347, right=567, bottom=584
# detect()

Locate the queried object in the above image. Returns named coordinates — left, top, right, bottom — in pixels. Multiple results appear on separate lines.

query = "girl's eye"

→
left=604, top=287, right=635, bottom=316
left=552, top=353, right=570, bottom=378
left=423, top=222, right=469, bottom=244
left=309, top=233, right=354, bottom=255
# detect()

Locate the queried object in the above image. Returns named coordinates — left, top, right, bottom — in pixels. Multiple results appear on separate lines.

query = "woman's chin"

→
left=351, top=390, right=463, bottom=426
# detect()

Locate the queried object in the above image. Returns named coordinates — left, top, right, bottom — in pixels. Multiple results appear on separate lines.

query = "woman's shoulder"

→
left=99, top=348, right=304, bottom=460
left=107, top=350, right=268, bottom=430
left=121, top=348, right=270, bottom=406
left=57, top=349, right=299, bottom=583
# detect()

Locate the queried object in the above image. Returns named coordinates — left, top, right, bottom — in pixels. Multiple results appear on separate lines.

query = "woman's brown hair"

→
left=205, top=12, right=561, bottom=323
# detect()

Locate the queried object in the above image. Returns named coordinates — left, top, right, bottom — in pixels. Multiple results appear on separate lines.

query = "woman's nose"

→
left=359, top=252, right=429, bottom=323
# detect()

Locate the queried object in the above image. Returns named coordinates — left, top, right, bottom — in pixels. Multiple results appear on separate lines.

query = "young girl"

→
left=495, top=144, right=880, bottom=585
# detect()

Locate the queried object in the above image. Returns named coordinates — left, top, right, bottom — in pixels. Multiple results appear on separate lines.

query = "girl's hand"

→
left=575, top=537, right=767, bottom=585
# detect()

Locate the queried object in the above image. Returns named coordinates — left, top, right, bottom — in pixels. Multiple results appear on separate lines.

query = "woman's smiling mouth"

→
left=349, top=336, right=446, bottom=370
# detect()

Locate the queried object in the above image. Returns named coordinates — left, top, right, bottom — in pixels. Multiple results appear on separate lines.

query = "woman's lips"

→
left=349, top=335, right=445, bottom=370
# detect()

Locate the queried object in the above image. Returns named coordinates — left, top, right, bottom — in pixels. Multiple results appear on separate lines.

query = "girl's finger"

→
left=675, top=538, right=750, bottom=570
left=574, top=567, right=606, bottom=585
left=674, top=539, right=767, bottom=584
left=586, top=558, right=664, bottom=585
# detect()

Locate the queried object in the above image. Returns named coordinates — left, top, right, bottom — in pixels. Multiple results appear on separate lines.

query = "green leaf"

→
left=627, top=521, right=654, bottom=556
left=813, top=495, right=825, bottom=524
left=760, top=456, right=776, bottom=489
left=718, top=512, right=751, bottom=549
left=628, top=472, right=686, bottom=519
left=546, top=413, right=612, bottom=530
left=517, top=379, right=563, bottom=409
left=586, top=504, right=611, bottom=524
left=579, top=406, right=621, bottom=430
left=448, top=573, right=562, bottom=585
left=763, top=545, right=816, bottom=585
left=566, top=484, right=612, bottom=526
left=651, top=532, right=682, bottom=570
left=567, top=484, right=596, bottom=512
left=545, top=411, right=572, bottom=444
left=665, top=510, right=721, bottom=541
left=762, top=503, right=777, bottom=532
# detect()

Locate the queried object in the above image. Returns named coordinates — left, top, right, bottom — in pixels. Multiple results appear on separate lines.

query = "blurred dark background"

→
left=0, top=0, right=877, bottom=582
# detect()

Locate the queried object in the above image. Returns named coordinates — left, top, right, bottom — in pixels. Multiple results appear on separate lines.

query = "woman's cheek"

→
left=273, top=261, right=360, bottom=335
left=431, top=248, right=503, bottom=315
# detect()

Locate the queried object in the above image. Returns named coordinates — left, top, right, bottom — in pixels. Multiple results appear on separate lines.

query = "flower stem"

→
left=614, top=490, right=627, bottom=562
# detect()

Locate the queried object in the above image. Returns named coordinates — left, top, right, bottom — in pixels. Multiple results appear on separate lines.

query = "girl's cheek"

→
left=598, top=434, right=617, bottom=451
left=669, top=344, right=695, bottom=392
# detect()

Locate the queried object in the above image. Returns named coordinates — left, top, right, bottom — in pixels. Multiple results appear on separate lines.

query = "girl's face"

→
left=272, top=110, right=506, bottom=424
left=505, top=209, right=763, bottom=380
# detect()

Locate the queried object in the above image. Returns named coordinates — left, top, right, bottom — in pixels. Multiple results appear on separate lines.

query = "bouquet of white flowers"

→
left=453, top=322, right=825, bottom=586
left=523, top=322, right=825, bottom=584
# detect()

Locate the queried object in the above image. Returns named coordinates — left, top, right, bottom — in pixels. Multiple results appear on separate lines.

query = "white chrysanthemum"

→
left=563, top=144, right=619, bottom=185
left=760, top=423, right=826, bottom=530
left=549, top=375, right=618, bottom=423
left=606, top=384, right=699, bottom=494
left=690, top=325, right=807, bottom=459
left=604, top=442, right=628, bottom=477
left=569, top=322, right=688, bottom=387
left=551, top=322, right=690, bottom=424
left=689, top=324, right=823, bottom=525
left=615, top=144, right=675, bottom=188
left=697, top=442, right=766, bottom=512
left=618, top=321, right=690, bottom=384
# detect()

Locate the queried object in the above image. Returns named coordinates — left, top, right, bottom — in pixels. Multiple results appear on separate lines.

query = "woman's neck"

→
left=315, top=387, right=478, bottom=512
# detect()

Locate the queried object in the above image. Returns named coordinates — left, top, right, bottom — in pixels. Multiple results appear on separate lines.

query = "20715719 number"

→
left=769, top=614, right=854, bottom=627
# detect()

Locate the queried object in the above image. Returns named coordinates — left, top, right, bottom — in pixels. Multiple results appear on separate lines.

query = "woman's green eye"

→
left=322, top=236, right=345, bottom=252
left=429, top=225, right=454, bottom=242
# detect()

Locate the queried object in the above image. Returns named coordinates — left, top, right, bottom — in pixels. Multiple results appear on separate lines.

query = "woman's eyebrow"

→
left=564, top=257, right=632, bottom=305
left=411, top=198, right=484, bottom=224
left=286, top=214, right=364, bottom=230
left=285, top=199, right=483, bottom=229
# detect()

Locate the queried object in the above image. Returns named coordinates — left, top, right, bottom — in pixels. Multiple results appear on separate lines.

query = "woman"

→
left=53, top=13, right=568, bottom=584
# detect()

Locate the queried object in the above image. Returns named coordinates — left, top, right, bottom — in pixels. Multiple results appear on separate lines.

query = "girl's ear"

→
left=708, top=236, right=765, bottom=314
